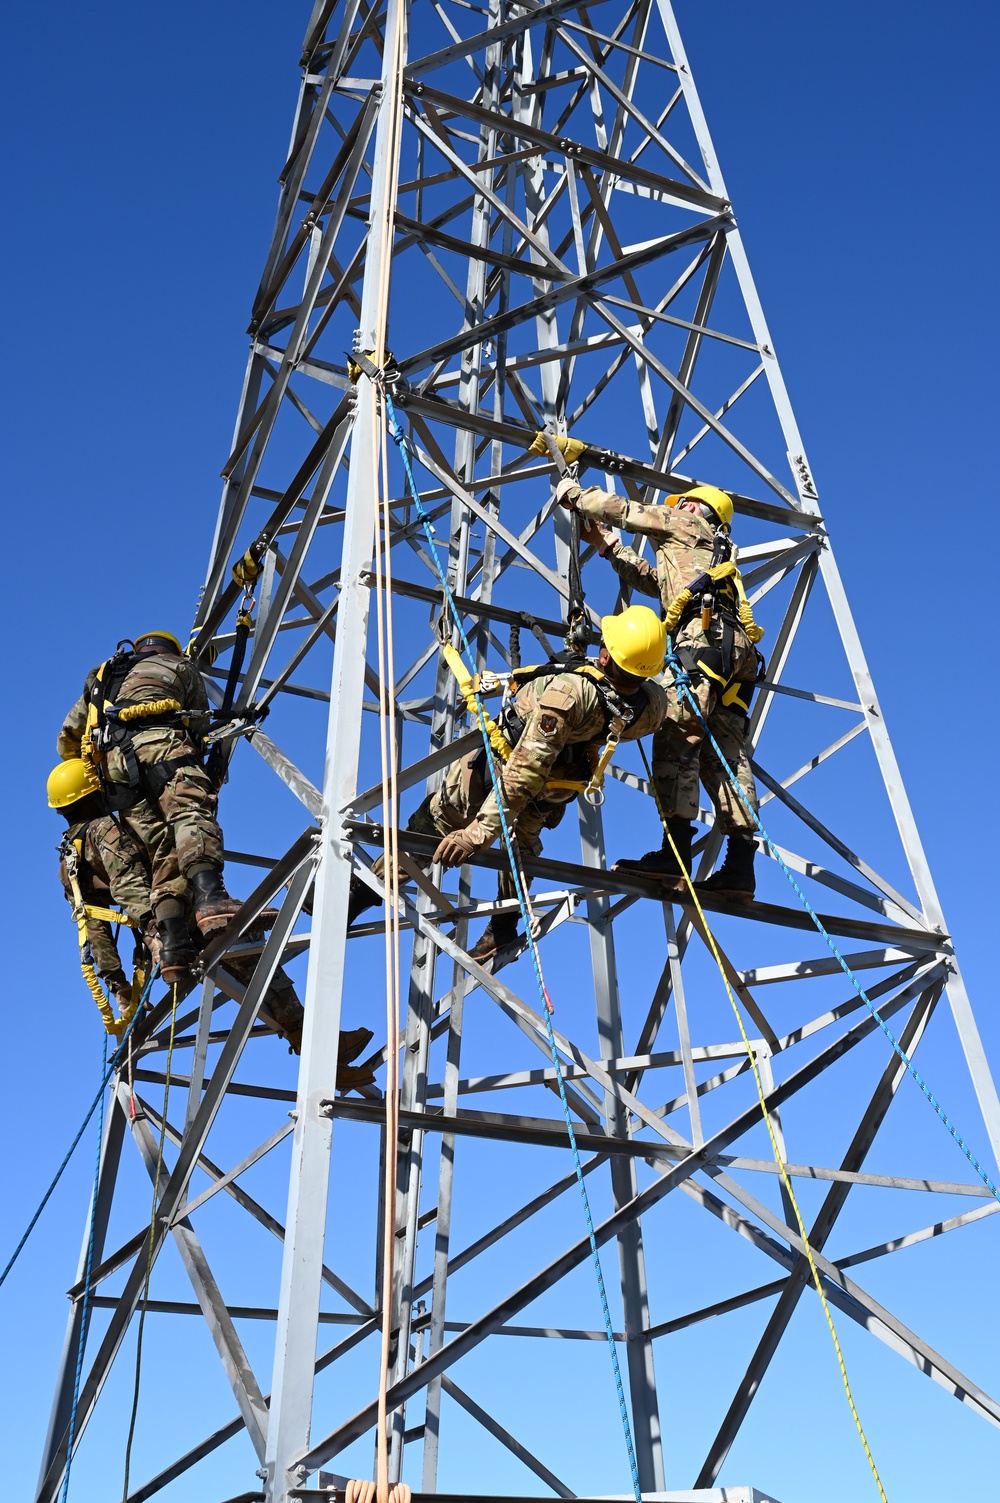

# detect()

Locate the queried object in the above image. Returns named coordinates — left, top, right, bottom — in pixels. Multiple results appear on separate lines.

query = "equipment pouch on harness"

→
left=674, top=639, right=764, bottom=717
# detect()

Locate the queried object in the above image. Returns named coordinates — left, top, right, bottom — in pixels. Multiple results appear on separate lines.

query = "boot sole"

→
left=161, top=964, right=195, bottom=985
left=196, top=912, right=241, bottom=937
left=694, top=888, right=755, bottom=906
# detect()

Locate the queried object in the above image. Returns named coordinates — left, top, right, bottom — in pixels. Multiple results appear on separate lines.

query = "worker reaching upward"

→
left=349, top=606, right=670, bottom=960
left=58, top=629, right=244, bottom=969
left=556, top=477, right=764, bottom=902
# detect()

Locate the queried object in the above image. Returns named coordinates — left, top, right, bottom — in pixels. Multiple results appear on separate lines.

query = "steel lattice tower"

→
left=36, top=3, right=1000, bottom=1502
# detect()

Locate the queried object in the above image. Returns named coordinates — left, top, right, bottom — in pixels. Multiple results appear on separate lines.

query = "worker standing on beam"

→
left=349, top=606, right=670, bottom=960
left=47, top=757, right=161, bottom=1029
left=46, top=757, right=376, bottom=1082
left=58, top=629, right=244, bottom=975
left=556, top=477, right=765, bottom=902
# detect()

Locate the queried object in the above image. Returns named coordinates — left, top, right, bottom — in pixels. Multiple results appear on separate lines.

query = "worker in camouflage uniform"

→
left=556, top=478, right=764, bottom=902
left=47, top=759, right=375, bottom=1084
left=48, top=758, right=161, bottom=1027
left=58, top=629, right=243, bottom=977
left=349, top=606, right=670, bottom=960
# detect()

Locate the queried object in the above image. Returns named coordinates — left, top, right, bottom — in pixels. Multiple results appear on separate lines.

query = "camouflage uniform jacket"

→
left=575, top=486, right=737, bottom=614
left=58, top=651, right=211, bottom=762
left=59, top=815, right=154, bottom=980
left=477, top=667, right=667, bottom=842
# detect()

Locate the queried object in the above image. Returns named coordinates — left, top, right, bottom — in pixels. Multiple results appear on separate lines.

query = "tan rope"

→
left=347, top=10, right=411, bottom=1503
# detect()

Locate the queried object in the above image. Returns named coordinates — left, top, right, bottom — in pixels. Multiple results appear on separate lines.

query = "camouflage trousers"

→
left=224, top=952, right=304, bottom=1038
left=84, top=813, right=159, bottom=978
left=106, top=728, right=225, bottom=908
left=653, top=623, right=759, bottom=834
left=396, top=749, right=572, bottom=901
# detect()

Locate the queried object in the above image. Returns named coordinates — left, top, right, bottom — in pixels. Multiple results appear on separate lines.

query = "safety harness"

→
left=83, top=644, right=205, bottom=803
left=59, top=827, right=144, bottom=1036
left=660, top=530, right=766, bottom=715
left=443, top=643, right=644, bottom=806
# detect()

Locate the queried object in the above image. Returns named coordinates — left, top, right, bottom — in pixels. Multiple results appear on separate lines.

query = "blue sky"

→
left=2, top=3, right=999, bottom=1502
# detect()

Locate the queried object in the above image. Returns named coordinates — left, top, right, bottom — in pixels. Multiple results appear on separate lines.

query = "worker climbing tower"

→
left=35, top=3, right=1000, bottom=1502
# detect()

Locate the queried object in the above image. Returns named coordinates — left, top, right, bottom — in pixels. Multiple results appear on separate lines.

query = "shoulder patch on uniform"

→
left=537, top=686, right=575, bottom=713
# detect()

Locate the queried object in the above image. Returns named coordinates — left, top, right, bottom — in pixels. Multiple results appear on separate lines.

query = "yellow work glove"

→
left=528, top=431, right=588, bottom=463
left=433, top=822, right=490, bottom=869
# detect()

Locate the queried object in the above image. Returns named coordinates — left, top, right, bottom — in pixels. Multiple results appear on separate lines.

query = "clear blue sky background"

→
left=2, top=3, right=998, bottom=1501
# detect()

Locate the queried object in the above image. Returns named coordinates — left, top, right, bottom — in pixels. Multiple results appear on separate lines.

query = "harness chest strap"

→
left=663, top=559, right=765, bottom=644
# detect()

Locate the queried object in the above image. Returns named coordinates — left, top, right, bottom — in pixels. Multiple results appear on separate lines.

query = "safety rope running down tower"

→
left=636, top=742, right=888, bottom=1501
left=382, top=385, right=643, bottom=1503
left=662, top=642, right=1000, bottom=1209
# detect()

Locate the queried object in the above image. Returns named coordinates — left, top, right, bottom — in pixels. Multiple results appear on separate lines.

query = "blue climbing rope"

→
left=0, top=968, right=160, bottom=1292
left=60, top=1030, right=108, bottom=1502
left=384, top=390, right=642, bottom=1502
left=664, top=638, right=1000, bottom=1205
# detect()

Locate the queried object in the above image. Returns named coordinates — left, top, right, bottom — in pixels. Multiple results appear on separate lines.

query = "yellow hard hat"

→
left=668, top=484, right=734, bottom=526
left=135, top=629, right=183, bottom=654
left=47, top=759, right=101, bottom=810
left=600, top=605, right=667, bottom=678
left=186, top=631, right=219, bottom=667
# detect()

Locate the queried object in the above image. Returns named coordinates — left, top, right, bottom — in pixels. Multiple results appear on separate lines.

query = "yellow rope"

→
left=63, top=844, right=126, bottom=1034
left=643, top=756, right=887, bottom=1501
left=663, top=560, right=765, bottom=643
left=116, top=697, right=181, bottom=723
left=442, top=643, right=514, bottom=759
left=83, top=903, right=136, bottom=927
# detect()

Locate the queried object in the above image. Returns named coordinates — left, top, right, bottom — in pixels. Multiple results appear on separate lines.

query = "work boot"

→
left=340, top=1026, right=374, bottom=1063
left=347, top=874, right=382, bottom=927
left=468, top=911, right=521, bottom=963
left=695, top=833, right=756, bottom=905
left=613, top=818, right=694, bottom=892
left=266, top=984, right=306, bottom=1053
left=244, top=906, right=280, bottom=942
left=189, top=866, right=243, bottom=937
left=156, top=903, right=198, bottom=985
left=142, top=923, right=162, bottom=972
left=336, top=1060, right=377, bottom=1094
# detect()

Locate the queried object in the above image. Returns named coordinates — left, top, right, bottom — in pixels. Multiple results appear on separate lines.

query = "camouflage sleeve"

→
left=475, top=684, right=581, bottom=841
left=603, top=541, right=661, bottom=599
left=58, top=667, right=100, bottom=760
left=85, top=918, right=127, bottom=982
left=180, top=658, right=210, bottom=714
left=577, top=488, right=679, bottom=543
left=57, top=694, right=89, bottom=760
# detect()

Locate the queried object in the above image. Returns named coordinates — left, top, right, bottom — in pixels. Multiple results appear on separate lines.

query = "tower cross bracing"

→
left=35, top=3, right=1000, bottom=1502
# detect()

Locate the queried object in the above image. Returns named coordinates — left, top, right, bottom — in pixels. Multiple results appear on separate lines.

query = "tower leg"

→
left=35, top=1098, right=125, bottom=1498
left=580, top=801, right=665, bottom=1492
